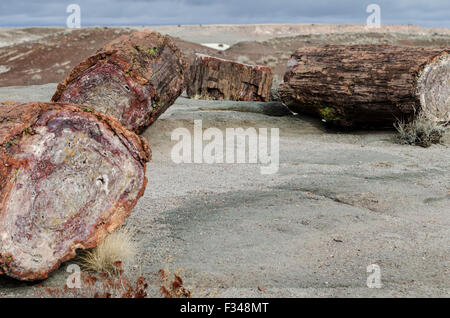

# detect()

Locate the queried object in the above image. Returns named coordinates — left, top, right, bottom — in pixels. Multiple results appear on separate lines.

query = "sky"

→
left=0, top=0, right=448, bottom=28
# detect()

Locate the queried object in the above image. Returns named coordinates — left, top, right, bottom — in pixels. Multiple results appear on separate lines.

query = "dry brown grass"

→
left=394, top=112, right=448, bottom=147
left=158, top=268, right=191, bottom=298
left=78, top=225, right=138, bottom=275
left=36, top=262, right=148, bottom=298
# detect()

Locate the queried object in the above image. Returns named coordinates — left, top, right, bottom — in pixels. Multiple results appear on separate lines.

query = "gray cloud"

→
left=0, top=0, right=448, bottom=27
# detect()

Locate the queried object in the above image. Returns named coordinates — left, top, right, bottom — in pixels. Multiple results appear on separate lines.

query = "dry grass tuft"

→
left=394, top=113, right=448, bottom=147
left=78, top=225, right=138, bottom=275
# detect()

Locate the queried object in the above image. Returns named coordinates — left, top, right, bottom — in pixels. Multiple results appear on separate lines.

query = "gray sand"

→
left=0, top=84, right=449, bottom=297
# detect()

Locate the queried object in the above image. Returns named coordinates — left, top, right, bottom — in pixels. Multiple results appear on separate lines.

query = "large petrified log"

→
left=52, top=30, right=186, bottom=134
left=279, top=45, right=450, bottom=127
left=0, top=102, right=150, bottom=281
left=187, top=54, right=273, bottom=102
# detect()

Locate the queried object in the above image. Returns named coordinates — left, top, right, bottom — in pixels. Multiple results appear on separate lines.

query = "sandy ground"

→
left=0, top=84, right=448, bottom=297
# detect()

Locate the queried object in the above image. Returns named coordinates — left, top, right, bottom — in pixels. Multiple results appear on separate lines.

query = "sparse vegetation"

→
left=257, top=55, right=278, bottom=67
left=394, top=112, right=448, bottom=147
left=78, top=225, right=138, bottom=275
left=4, top=136, right=18, bottom=148
left=319, top=107, right=340, bottom=122
left=191, top=94, right=204, bottom=100
left=237, top=55, right=251, bottom=64
left=36, top=261, right=148, bottom=298
left=35, top=264, right=194, bottom=298
left=158, top=269, right=191, bottom=298
left=147, top=46, right=158, bottom=57
left=22, top=127, right=32, bottom=136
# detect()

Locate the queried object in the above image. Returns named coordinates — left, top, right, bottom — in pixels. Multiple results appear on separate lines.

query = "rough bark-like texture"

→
left=279, top=45, right=450, bottom=128
left=0, top=102, right=151, bottom=281
left=187, top=54, right=273, bottom=102
left=52, top=31, right=186, bottom=134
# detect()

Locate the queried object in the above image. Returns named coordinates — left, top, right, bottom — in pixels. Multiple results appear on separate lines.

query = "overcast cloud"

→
left=0, top=0, right=448, bottom=28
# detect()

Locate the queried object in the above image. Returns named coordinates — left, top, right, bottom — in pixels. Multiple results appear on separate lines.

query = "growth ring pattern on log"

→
left=0, top=102, right=150, bottom=281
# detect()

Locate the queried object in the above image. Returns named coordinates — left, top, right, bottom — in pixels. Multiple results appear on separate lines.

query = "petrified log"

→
left=52, top=30, right=186, bottom=134
left=279, top=45, right=450, bottom=127
left=0, top=102, right=150, bottom=281
left=187, top=54, right=273, bottom=102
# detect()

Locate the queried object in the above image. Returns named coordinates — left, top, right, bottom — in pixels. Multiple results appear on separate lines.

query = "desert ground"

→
left=0, top=24, right=449, bottom=297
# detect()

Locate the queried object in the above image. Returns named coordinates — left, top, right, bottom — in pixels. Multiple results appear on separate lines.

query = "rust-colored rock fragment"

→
left=0, top=102, right=151, bottom=281
left=52, top=30, right=186, bottom=134
left=186, top=54, right=273, bottom=102
left=279, top=45, right=449, bottom=128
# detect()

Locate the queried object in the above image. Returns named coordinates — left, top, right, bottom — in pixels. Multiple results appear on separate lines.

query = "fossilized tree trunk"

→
left=0, top=102, right=150, bottom=281
left=187, top=54, right=273, bottom=102
left=279, top=45, right=450, bottom=128
left=52, top=30, right=186, bottom=134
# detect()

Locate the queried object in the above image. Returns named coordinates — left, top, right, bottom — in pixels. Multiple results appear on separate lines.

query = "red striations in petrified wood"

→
left=0, top=101, right=150, bottom=281
left=279, top=45, right=449, bottom=128
left=52, top=30, right=186, bottom=134
left=186, top=54, right=273, bottom=102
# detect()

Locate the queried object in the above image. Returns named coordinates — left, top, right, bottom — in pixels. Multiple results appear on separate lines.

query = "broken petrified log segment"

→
left=186, top=54, right=273, bottom=102
left=279, top=45, right=450, bottom=128
left=0, top=102, right=150, bottom=281
left=52, top=30, right=186, bottom=134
